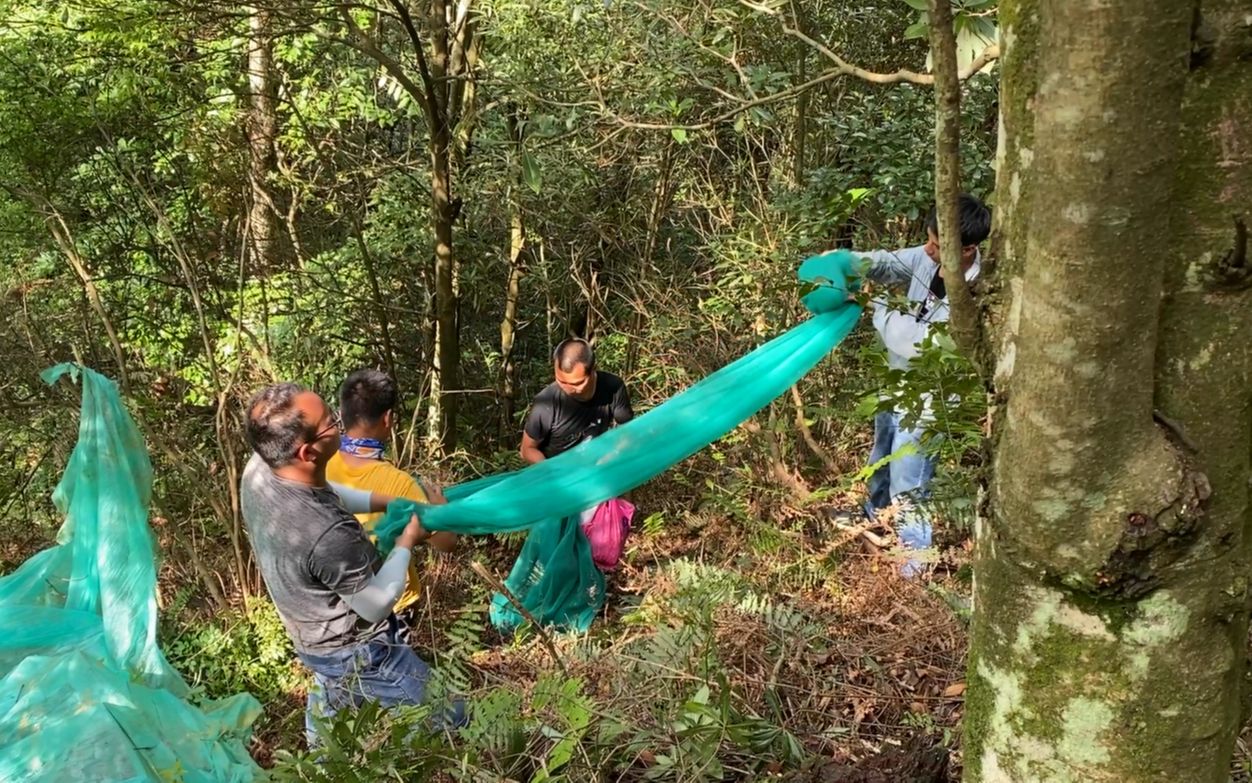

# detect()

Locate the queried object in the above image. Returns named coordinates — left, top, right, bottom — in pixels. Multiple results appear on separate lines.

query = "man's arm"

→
left=328, top=482, right=396, bottom=515
left=312, top=515, right=425, bottom=623
left=520, top=431, right=546, bottom=465
left=520, top=400, right=550, bottom=464
left=859, top=248, right=925, bottom=287
left=335, top=515, right=426, bottom=622
left=611, top=380, right=634, bottom=426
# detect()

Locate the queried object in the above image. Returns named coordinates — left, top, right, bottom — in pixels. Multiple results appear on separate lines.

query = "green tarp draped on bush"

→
left=378, top=250, right=864, bottom=632
left=0, top=364, right=261, bottom=782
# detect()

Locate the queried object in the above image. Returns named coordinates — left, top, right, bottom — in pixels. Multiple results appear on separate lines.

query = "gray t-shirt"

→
left=241, top=453, right=387, bottom=654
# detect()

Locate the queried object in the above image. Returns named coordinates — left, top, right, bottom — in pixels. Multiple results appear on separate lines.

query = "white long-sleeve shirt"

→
left=861, top=245, right=981, bottom=372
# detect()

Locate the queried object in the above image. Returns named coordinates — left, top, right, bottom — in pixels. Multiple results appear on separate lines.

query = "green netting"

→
left=0, top=365, right=261, bottom=783
left=379, top=251, right=864, bottom=631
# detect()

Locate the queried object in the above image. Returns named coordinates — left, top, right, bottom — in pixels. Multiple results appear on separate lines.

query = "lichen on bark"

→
left=965, top=1, right=1252, bottom=781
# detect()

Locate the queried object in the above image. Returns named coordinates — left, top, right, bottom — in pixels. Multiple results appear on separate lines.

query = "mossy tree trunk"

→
left=964, top=1, right=1252, bottom=781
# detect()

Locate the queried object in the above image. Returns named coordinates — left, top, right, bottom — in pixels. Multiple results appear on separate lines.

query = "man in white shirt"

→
left=858, top=193, right=990, bottom=575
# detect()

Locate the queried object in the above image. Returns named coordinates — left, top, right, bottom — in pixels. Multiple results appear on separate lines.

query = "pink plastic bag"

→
left=578, top=498, right=635, bottom=572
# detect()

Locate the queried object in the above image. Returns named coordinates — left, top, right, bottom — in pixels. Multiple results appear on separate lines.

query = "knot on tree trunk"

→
left=1093, top=460, right=1211, bottom=600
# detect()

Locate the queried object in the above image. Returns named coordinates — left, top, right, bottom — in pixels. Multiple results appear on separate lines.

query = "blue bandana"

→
left=339, top=435, right=386, bottom=460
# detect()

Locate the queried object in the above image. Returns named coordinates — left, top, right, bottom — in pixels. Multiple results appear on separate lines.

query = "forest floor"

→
left=13, top=439, right=1251, bottom=781
left=231, top=479, right=1252, bottom=781
left=239, top=474, right=977, bottom=781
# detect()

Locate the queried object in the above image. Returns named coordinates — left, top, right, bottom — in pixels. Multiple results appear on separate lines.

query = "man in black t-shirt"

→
left=520, top=338, right=634, bottom=464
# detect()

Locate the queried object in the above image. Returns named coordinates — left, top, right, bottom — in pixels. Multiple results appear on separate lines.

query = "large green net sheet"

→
left=378, top=250, right=864, bottom=632
left=0, top=365, right=261, bottom=782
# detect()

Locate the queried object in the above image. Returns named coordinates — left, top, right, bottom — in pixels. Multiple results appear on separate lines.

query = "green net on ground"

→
left=379, top=250, right=864, bottom=632
left=0, top=365, right=261, bottom=782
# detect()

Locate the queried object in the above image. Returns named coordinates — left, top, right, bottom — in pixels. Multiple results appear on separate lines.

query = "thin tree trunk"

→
left=425, top=0, right=460, bottom=455
left=246, top=7, right=280, bottom=271
left=964, top=2, right=1252, bottom=781
left=928, top=0, right=982, bottom=364
left=627, top=143, right=676, bottom=378
left=791, top=3, right=810, bottom=187
left=354, top=231, right=399, bottom=384
left=500, top=210, right=525, bottom=434
left=499, top=109, right=526, bottom=438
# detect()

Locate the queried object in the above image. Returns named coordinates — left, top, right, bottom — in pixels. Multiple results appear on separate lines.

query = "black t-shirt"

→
left=523, top=371, right=634, bottom=459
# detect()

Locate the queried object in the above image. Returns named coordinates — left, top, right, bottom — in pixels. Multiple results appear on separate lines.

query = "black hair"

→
left=553, top=338, right=595, bottom=373
left=245, top=382, right=311, bottom=468
left=926, top=193, right=992, bottom=247
left=339, top=369, right=398, bottom=430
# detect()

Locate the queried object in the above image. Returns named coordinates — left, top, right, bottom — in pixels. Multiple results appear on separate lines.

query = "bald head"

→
left=554, top=339, right=594, bottom=374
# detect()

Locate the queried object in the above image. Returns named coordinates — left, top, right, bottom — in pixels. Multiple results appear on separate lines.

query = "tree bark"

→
left=928, top=0, right=983, bottom=366
left=499, top=108, right=526, bottom=439
left=964, top=2, right=1252, bottom=781
left=426, top=0, right=460, bottom=455
left=246, top=7, right=280, bottom=271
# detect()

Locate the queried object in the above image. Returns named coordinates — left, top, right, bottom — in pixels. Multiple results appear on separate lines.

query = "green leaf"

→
left=671, top=127, right=689, bottom=144
left=521, top=151, right=541, bottom=193
left=902, top=0, right=929, bottom=9
left=971, top=17, right=998, bottom=39
left=904, top=21, right=930, bottom=39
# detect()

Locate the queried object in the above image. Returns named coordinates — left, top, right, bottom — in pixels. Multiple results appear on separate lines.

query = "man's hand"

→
left=396, top=513, right=429, bottom=550
left=416, top=479, right=457, bottom=552
left=419, top=479, right=448, bottom=505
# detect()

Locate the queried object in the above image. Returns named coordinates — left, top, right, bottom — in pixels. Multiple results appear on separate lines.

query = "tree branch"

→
left=591, top=26, right=999, bottom=133
left=385, top=0, right=444, bottom=126
left=783, top=22, right=999, bottom=86
left=335, top=3, right=435, bottom=124
left=604, top=66, right=848, bottom=131
left=469, top=560, right=568, bottom=676
left=790, top=385, right=839, bottom=474
left=35, top=199, right=132, bottom=397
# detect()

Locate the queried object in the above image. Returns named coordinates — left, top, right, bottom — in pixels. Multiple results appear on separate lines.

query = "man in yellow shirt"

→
left=326, top=370, right=457, bottom=612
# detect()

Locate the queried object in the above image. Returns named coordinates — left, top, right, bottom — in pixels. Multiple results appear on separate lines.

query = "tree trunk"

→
left=964, top=2, right=1252, bottom=782
left=929, top=0, right=982, bottom=364
left=427, top=139, right=459, bottom=453
left=425, top=0, right=460, bottom=455
left=246, top=7, right=280, bottom=271
left=499, top=109, right=526, bottom=440
left=791, top=4, right=810, bottom=187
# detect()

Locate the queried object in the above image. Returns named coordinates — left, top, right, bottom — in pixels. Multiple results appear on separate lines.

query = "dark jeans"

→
left=298, top=617, right=467, bottom=746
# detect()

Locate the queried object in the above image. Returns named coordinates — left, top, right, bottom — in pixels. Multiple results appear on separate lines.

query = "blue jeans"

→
left=298, top=618, right=467, bottom=746
left=865, top=410, right=937, bottom=576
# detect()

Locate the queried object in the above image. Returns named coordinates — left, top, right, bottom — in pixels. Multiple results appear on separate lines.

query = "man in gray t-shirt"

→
left=242, top=452, right=387, bottom=653
left=241, top=382, right=464, bottom=744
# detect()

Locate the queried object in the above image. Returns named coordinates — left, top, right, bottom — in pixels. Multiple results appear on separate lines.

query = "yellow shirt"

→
left=325, top=451, right=428, bottom=612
